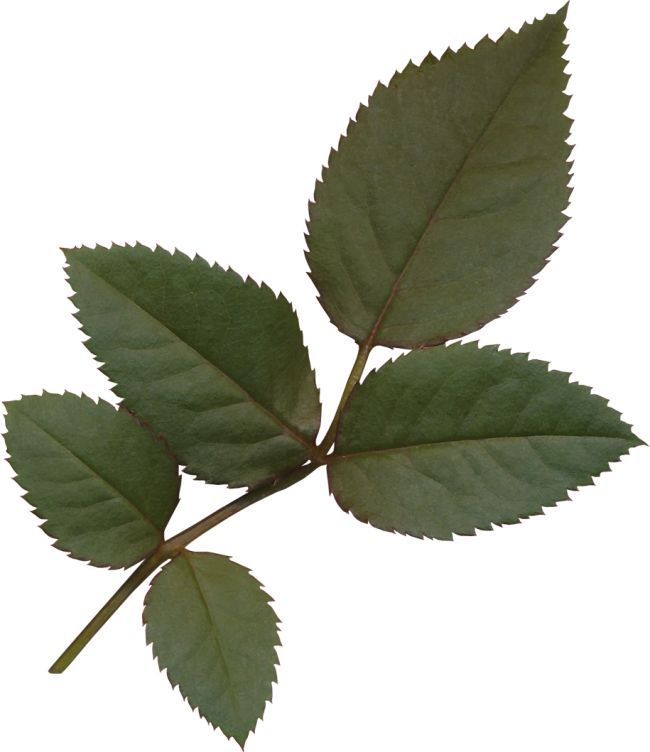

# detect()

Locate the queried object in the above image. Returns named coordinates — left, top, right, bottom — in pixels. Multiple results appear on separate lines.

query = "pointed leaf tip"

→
left=4, top=393, right=180, bottom=568
left=306, top=9, right=571, bottom=349
left=330, top=344, right=638, bottom=540
left=64, top=242, right=321, bottom=488
left=143, top=552, right=279, bottom=745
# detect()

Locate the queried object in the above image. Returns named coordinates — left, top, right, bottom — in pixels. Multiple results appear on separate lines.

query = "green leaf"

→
left=329, top=343, right=642, bottom=540
left=3, top=393, right=180, bottom=568
left=65, top=243, right=321, bottom=489
left=306, top=7, right=571, bottom=348
left=143, top=551, right=279, bottom=748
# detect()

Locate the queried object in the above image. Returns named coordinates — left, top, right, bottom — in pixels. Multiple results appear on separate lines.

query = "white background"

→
left=0, top=0, right=648, bottom=749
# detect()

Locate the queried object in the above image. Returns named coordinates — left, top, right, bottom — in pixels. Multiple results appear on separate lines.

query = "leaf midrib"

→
left=17, top=408, right=161, bottom=534
left=364, top=20, right=561, bottom=347
left=73, top=257, right=313, bottom=451
left=182, top=553, right=242, bottom=721
left=332, top=434, right=632, bottom=462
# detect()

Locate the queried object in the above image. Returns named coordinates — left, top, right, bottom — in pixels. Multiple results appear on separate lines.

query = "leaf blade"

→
left=306, top=7, right=571, bottom=347
left=4, top=393, right=180, bottom=568
left=328, top=343, right=642, bottom=539
left=65, top=243, right=321, bottom=488
left=143, top=551, right=279, bottom=747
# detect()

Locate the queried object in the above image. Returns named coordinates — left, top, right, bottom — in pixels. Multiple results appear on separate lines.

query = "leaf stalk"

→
left=49, top=461, right=321, bottom=674
left=318, top=339, right=372, bottom=453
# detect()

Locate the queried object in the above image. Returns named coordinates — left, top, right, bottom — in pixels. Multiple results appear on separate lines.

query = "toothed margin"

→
left=335, top=340, right=643, bottom=444
left=329, top=448, right=638, bottom=542
left=142, top=552, right=281, bottom=748
left=304, top=6, right=573, bottom=349
left=326, top=340, right=644, bottom=540
left=3, top=391, right=180, bottom=570
left=62, top=242, right=322, bottom=490
left=2, top=390, right=119, bottom=570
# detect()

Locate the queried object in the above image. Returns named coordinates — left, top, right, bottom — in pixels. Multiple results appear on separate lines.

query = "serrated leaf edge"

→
left=327, top=340, right=644, bottom=540
left=2, top=390, right=179, bottom=570
left=328, top=446, right=638, bottom=542
left=63, top=241, right=321, bottom=489
left=142, top=551, right=281, bottom=748
left=304, top=5, right=573, bottom=348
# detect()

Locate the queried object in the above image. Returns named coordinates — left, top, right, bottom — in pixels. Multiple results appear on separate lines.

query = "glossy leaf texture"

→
left=329, top=344, right=642, bottom=540
left=3, top=393, right=180, bottom=568
left=306, top=6, right=571, bottom=348
left=143, top=551, right=279, bottom=748
left=65, top=243, right=321, bottom=489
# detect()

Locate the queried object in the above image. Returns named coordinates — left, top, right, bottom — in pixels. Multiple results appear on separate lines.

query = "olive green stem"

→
left=49, top=461, right=320, bottom=674
left=50, top=341, right=373, bottom=674
left=162, top=462, right=318, bottom=556
left=48, top=551, right=166, bottom=674
left=318, top=339, right=373, bottom=454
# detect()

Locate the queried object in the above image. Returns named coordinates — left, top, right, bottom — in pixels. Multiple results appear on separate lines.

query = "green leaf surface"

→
left=4, top=393, right=180, bottom=568
left=65, top=243, right=321, bottom=488
left=329, top=343, right=642, bottom=540
left=306, top=7, right=571, bottom=348
left=143, top=551, right=279, bottom=748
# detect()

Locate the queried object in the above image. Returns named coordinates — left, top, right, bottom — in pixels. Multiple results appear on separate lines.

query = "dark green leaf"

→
left=143, top=551, right=279, bottom=748
left=65, top=243, right=321, bottom=488
left=306, top=7, right=571, bottom=348
left=329, top=343, right=642, bottom=540
left=4, top=393, right=180, bottom=568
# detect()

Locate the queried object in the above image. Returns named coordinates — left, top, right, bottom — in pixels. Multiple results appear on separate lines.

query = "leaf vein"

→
left=75, top=259, right=313, bottom=451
